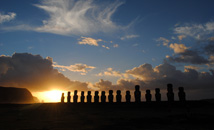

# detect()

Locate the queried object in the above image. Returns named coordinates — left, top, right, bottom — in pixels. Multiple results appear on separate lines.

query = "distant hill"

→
left=0, top=86, right=36, bottom=103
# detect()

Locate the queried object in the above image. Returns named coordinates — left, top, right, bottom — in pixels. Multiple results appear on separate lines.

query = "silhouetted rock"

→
left=108, top=90, right=113, bottom=103
left=67, top=91, right=71, bottom=103
left=155, top=88, right=161, bottom=102
left=61, top=93, right=64, bottom=103
left=167, top=84, right=174, bottom=102
left=178, top=87, right=186, bottom=102
left=87, top=91, right=92, bottom=103
left=134, top=85, right=141, bottom=103
left=81, top=91, right=85, bottom=103
left=116, top=90, right=122, bottom=103
left=101, top=91, right=106, bottom=103
left=94, top=91, right=99, bottom=103
left=145, top=90, right=152, bottom=102
left=125, top=91, right=131, bottom=103
left=0, top=86, right=36, bottom=103
left=73, top=90, right=78, bottom=103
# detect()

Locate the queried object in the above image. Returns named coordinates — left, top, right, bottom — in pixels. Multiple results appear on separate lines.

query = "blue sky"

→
left=1, top=0, right=214, bottom=100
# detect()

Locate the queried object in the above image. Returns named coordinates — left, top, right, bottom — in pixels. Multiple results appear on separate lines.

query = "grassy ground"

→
left=0, top=101, right=214, bottom=130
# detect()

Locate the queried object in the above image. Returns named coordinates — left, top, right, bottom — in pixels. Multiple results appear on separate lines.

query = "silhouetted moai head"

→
left=135, top=85, right=140, bottom=91
left=73, top=90, right=78, bottom=103
left=167, top=84, right=174, bottom=102
left=134, top=85, right=141, bottom=103
left=145, top=90, right=152, bottom=102
left=178, top=87, right=186, bottom=102
left=125, top=90, right=131, bottom=103
left=61, top=93, right=65, bottom=103
left=87, top=91, right=92, bottom=103
left=67, top=91, right=71, bottom=103
left=80, top=91, right=85, bottom=103
left=94, top=91, right=99, bottom=103
left=101, top=91, right=106, bottom=103
left=116, top=90, right=122, bottom=103
left=108, top=90, right=114, bottom=103
left=155, top=88, right=161, bottom=102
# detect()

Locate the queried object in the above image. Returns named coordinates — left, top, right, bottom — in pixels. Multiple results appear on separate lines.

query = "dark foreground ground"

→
left=0, top=101, right=214, bottom=130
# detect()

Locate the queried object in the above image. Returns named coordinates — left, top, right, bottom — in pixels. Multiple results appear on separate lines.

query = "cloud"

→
left=156, top=37, right=170, bottom=46
left=126, top=63, right=158, bottom=81
left=0, top=53, right=89, bottom=92
left=164, top=39, right=214, bottom=65
left=174, top=22, right=214, bottom=39
left=97, top=68, right=128, bottom=78
left=184, top=65, right=201, bottom=70
left=169, top=43, right=190, bottom=53
left=92, top=62, right=214, bottom=99
left=120, top=35, right=139, bottom=40
left=34, top=0, right=124, bottom=35
left=1, top=24, right=34, bottom=31
left=1, top=53, right=214, bottom=100
left=127, top=62, right=214, bottom=91
left=53, top=63, right=95, bottom=75
left=204, top=42, right=214, bottom=55
left=167, top=50, right=211, bottom=64
left=160, top=21, right=214, bottom=66
left=178, top=35, right=186, bottom=40
left=78, top=37, right=102, bottom=46
left=101, top=45, right=110, bottom=49
left=113, top=44, right=119, bottom=48
left=0, top=12, right=16, bottom=24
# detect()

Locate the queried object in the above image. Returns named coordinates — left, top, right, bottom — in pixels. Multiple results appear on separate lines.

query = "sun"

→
left=44, top=90, right=63, bottom=102
left=33, top=90, right=65, bottom=103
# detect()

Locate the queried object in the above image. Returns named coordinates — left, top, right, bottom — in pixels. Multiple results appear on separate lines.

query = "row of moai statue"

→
left=61, top=84, right=186, bottom=103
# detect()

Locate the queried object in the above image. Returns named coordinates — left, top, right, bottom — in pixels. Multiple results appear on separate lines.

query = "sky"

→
left=0, top=0, right=214, bottom=102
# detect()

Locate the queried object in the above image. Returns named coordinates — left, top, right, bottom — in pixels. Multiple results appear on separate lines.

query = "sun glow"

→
left=33, top=90, right=65, bottom=103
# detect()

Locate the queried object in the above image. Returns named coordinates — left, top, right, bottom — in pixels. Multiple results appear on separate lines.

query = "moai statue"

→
left=155, top=88, right=161, bottom=102
left=87, top=91, right=92, bottom=103
left=145, top=90, right=152, bottom=102
left=167, top=84, right=174, bottom=102
left=80, top=91, right=85, bottom=103
left=73, top=90, right=78, bottom=103
left=61, top=93, right=64, bottom=103
left=101, top=91, right=106, bottom=103
left=108, top=90, right=114, bottom=103
left=94, top=91, right=99, bottom=103
left=134, top=85, right=141, bottom=103
left=125, top=91, right=131, bottom=103
left=67, top=91, right=71, bottom=103
left=178, top=87, right=186, bottom=102
left=116, top=90, right=122, bottom=103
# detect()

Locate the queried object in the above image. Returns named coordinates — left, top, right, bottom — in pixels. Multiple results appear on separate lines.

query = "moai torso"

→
left=73, top=90, right=78, bottom=103
left=116, top=90, right=122, bottom=103
left=134, top=85, right=141, bottom=103
left=178, top=87, right=186, bottom=102
left=87, top=91, right=92, bottom=103
left=94, top=91, right=99, bottom=103
left=67, top=91, right=71, bottom=103
left=145, top=90, right=152, bottom=102
left=81, top=91, right=85, bottom=103
left=108, top=90, right=114, bottom=103
left=101, top=91, right=106, bottom=103
left=155, top=88, right=161, bottom=102
left=167, top=84, right=174, bottom=102
left=125, top=91, right=131, bottom=103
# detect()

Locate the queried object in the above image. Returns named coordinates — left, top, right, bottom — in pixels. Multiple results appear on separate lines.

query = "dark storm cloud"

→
left=0, top=53, right=89, bottom=92
left=94, top=61, right=214, bottom=99
left=167, top=50, right=210, bottom=64
left=204, top=42, right=214, bottom=55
